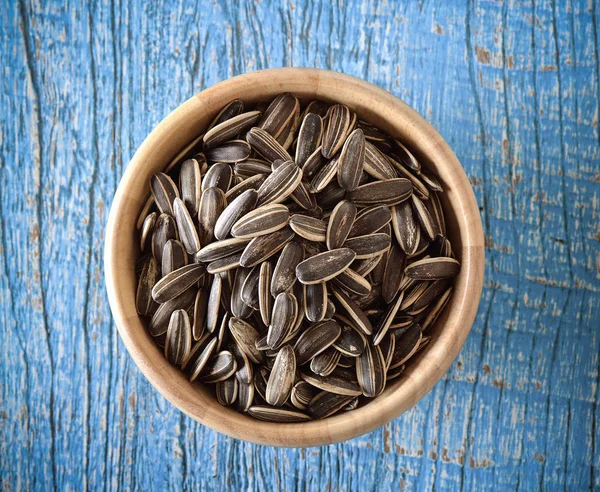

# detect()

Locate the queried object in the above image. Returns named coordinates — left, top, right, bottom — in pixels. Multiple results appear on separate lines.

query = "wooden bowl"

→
left=105, top=68, right=484, bottom=447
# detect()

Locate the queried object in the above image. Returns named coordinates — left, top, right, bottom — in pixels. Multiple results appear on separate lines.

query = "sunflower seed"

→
left=356, top=342, right=386, bottom=397
left=267, top=293, right=298, bottom=350
left=304, top=282, right=327, bottom=323
left=152, top=214, right=178, bottom=266
left=331, top=286, right=373, bottom=336
left=214, top=314, right=231, bottom=355
left=164, top=310, right=192, bottom=365
left=310, top=156, right=339, bottom=193
left=300, top=371, right=362, bottom=396
left=381, top=245, right=406, bottom=304
left=294, top=320, right=341, bottom=365
left=405, top=257, right=460, bottom=280
left=391, top=139, right=421, bottom=172
left=231, top=204, right=290, bottom=239
left=428, top=191, right=446, bottom=236
left=239, top=227, right=295, bottom=267
left=410, top=197, right=436, bottom=242
left=410, top=279, right=452, bottom=315
left=347, top=178, right=413, bottom=206
left=388, top=156, right=430, bottom=199
left=389, top=324, right=422, bottom=369
left=255, top=160, right=302, bottom=206
left=391, top=202, right=420, bottom=256
left=337, top=129, right=365, bottom=191
left=182, top=332, right=213, bottom=370
left=289, top=180, right=317, bottom=211
left=140, top=212, right=157, bottom=252
left=150, top=172, right=180, bottom=216
left=231, top=267, right=254, bottom=319
left=238, top=266, right=259, bottom=311
left=236, top=382, right=255, bottom=412
left=149, top=288, right=197, bottom=337
left=421, top=287, right=453, bottom=332
left=229, top=317, right=264, bottom=364
left=296, top=113, right=323, bottom=167
left=255, top=334, right=269, bottom=351
left=194, top=237, right=250, bottom=262
left=363, top=141, right=398, bottom=180
left=291, top=381, right=316, bottom=410
left=296, top=248, right=356, bottom=285
left=161, top=239, right=188, bottom=277
left=343, top=233, right=391, bottom=260
left=302, top=145, right=327, bottom=178
left=372, top=292, right=404, bottom=345
left=191, top=288, right=208, bottom=340
left=170, top=197, right=200, bottom=255
left=322, top=104, right=352, bottom=158
left=152, top=264, right=205, bottom=303
left=326, top=200, right=357, bottom=250
left=278, top=104, right=301, bottom=150
left=234, top=159, right=272, bottom=178
left=225, top=174, right=265, bottom=203
left=348, top=205, right=392, bottom=238
left=179, top=158, right=202, bottom=215
left=188, top=335, right=219, bottom=381
left=310, top=347, right=341, bottom=377
left=333, top=268, right=372, bottom=296
left=204, top=110, right=262, bottom=148
left=271, top=242, right=304, bottom=296
left=206, top=252, right=242, bottom=274
left=420, top=168, right=443, bottom=192
left=258, top=93, right=300, bottom=139
left=247, top=127, right=292, bottom=163
left=308, top=391, right=354, bottom=419
left=343, top=397, right=360, bottom=411
left=256, top=261, right=274, bottom=326
left=265, top=345, right=296, bottom=406
left=230, top=342, right=255, bottom=385
left=248, top=405, right=310, bottom=423
left=200, top=351, right=237, bottom=383
left=204, top=140, right=251, bottom=163
left=216, top=377, right=238, bottom=406
left=332, top=322, right=366, bottom=357
left=205, top=273, right=222, bottom=333
left=207, top=99, right=244, bottom=131
left=289, top=214, right=327, bottom=242
left=201, top=164, right=231, bottom=194
left=136, top=257, right=160, bottom=316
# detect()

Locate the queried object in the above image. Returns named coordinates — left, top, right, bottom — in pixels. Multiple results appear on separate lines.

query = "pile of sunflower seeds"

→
left=135, top=94, right=459, bottom=422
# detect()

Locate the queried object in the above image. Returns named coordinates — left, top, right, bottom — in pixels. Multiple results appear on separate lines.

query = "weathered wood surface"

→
left=1, top=0, right=599, bottom=490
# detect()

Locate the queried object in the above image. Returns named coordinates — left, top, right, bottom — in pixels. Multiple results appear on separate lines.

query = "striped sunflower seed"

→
left=289, top=180, right=317, bottom=211
left=421, top=287, right=453, bottom=332
left=200, top=351, right=237, bottom=383
left=277, top=105, right=300, bottom=150
left=372, top=292, right=404, bottom=346
left=404, top=257, right=460, bottom=280
left=332, top=323, right=366, bottom=357
left=236, top=382, right=255, bottom=412
left=322, top=104, right=352, bottom=158
left=428, top=191, right=446, bottom=237
left=391, top=201, right=420, bottom=256
left=302, top=145, right=327, bottom=178
left=331, top=286, right=373, bottom=336
left=267, top=292, right=298, bottom=350
left=149, top=288, right=197, bottom=337
left=172, top=197, right=201, bottom=255
left=216, top=377, right=239, bottom=406
left=411, top=194, right=438, bottom=241
left=289, top=214, right=327, bottom=242
left=136, top=195, right=155, bottom=230
left=246, top=127, right=292, bottom=163
left=247, top=406, right=310, bottom=423
left=410, top=279, right=452, bottom=314
left=347, top=178, right=413, bottom=206
left=179, top=158, right=202, bottom=215
left=258, top=93, right=300, bottom=139
left=240, top=265, right=261, bottom=310
left=343, top=233, right=391, bottom=260
left=356, top=342, right=386, bottom=398
left=214, top=189, right=259, bottom=240
left=294, top=320, right=341, bottom=366
left=204, top=140, right=251, bottom=163
left=316, top=182, right=346, bottom=209
left=136, top=257, right=160, bottom=316
left=291, top=381, right=317, bottom=410
left=256, top=160, right=302, bottom=206
left=304, top=282, right=327, bottom=323
left=150, top=172, right=180, bottom=216
left=239, top=227, right=295, bottom=267
left=308, top=391, right=355, bottom=420
left=230, top=341, right=255, bottom=385
left=206, top=273, right=222, bottom=333
left=296, top=248, right=356, bottom=284
left=348, top=205, right=392, bottom=238
left=333, top=268, right=372, bottom=296
left=182, top=332, right=213, bottom=371
left=164, top=310, right=192, bottom=365
left=296, top=113, right=323, bottom=168
left=310, top=347, right=341, bottom=377
left=391, top=139, right=420, bottom=172
left=231, top=203, right=290, bottom=239
left=194, top=237, right=250, bottom=263
left=228, top=317, right=264, bottom=364
left=310, top=156, right=339, bottom=193
left=363, top=141, right=398, bottom=180
left=326, top=200, right=357, bottom=250
left=206, top=251, right=242, bottom=274
left=388, top=156, right=430, bottom=200
left=231, top=267, right=254, bottom=319
left=140, top=212, right=157, bottom=252
left=381, top=245, right=406, bottom=304
left=162, top=239, right=188, bottom=276
left=225, top=174, right=265, bottom=202
left=207, top=99, right=244, bottom=132
left=352, top=254, right=384, bottom=277
left=188, top=336, right=218, bottom=382
left=152, top=263, right=206, bottom=304
left=152, top=214, right=178, bottom=267
left=337, top=129, right=365, bottom=191
left=258, top=260, right=274, bottom=326
left=204, top=110, right=262, bottom=148
left=271, top=242, right=304, bottom=296
left=389, top=323, right=422, bottom=369
left=300, top=371, right=362, bottom=396
left=234, top=159, right=272, bottom=178
left=265, top=345, right=296, bottom=406
left=192, top=289, right=208, bottom=340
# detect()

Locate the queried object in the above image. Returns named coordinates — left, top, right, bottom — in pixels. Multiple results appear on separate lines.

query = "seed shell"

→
left=294, top=320, right=341, bottom=366
left=265, top=345, right=296, bottom=407
left=258, top=261, right=274, bottom=326
left=152, top=263, right=206, bottom=304
left=140, top=212, right=157, bottom=252
left=239, top=227, right=295, bottom=267
left=331, top=286, right=373, bottom=336
left=322, top=104, right=352, bottom=158
left=308, top=391, right=355, bottom=420
left=231, top=267, right=254, bottom=319
left=348, top=205, right=392, bottom=238
left=152, top=214, right=178, bottom=267
left=337, top=129, right=365, bottom=191
left=363, top=141, right=398, bottom=180
left=204, top=140, right=251, bottom=163
left=247, top=127, right=292, bottom=163
left=291, top=381, right=317, bottom=410
left=136, top=257, right=160, bottom=316
left=326, top=200, right=357, bottom=250
left=149, top=288, right=197, bottom=337
left=300, top=372, right=362, bottom=396
left=229, top=317, right=264, bottom=364
left=289, top=214, right=327, bottom=242
left=150, top=172, right=180, bottom=216
left=247, top=406, right=310, bottom=423
left=343, top=233, right=391, bottom=260
left=203, top=110, right=262, bottom=148
left=200, top=351, right=237, bottom=383
left=179, top=158, right=202, bottom=215
left=258, top=93, right=300, bottom=139
left=256, top=160, right=302, bottom=206
left=267, top=293, right=298, bottom=350
left=356, top=342, right=386, bottom=398
left=304, top=282, right=328, bottom=323
left=296, top=248, right=356, bottom=284
left=346, top=178, right=413, bottom=206
left=214, top=189, right=259, bottom=240
left=271, top=242, right=304, bottom=296
left=332, top=323, right=367, bottom=357
left=372, top=292, right=405, bottom=345
left=333, top=268, right=372, bottom=296
left=216, top=377, right=239, bottom=406
left=232, top=204, right=290, bottom=239
left=310, top=347, right=341, bottom=377
left=194, top=237, right=250, bottom=263
left=404, top=257, right=460, bottom=280
left=164, top=310, right=192, bottom=365
left=296, top=113, right=324, bottom=167
left=161, top=239, right=188, bottom=276
left=207, top=99, right=244, bottom=132
left=206, top=251, right=242, bottom=274
left=381, top=245, right=406, bottom=304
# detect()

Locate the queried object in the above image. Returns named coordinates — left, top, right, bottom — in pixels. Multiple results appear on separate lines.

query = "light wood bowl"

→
left=105, top=68, right=484, bottom=447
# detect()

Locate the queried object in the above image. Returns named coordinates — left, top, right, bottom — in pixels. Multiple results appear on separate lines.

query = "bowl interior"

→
left=105, top=68, right=484, bottom=447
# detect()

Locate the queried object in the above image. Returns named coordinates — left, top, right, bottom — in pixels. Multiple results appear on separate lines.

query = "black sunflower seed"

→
left=404, top=257, right=460, bottom=280
left=239, top=227, right=295, bottom=267
left=246, top=127, right=292, bottom=163
left=164, top=309, right=192, bottom=365
left=326, top=200, right=357, bottom=250
left=204, top=140, right=251, bottom=163
left=304, top=282, right=328, bottom=323
left=356, top=342, right=386, bottom=398
left=136, top=257, right=160, bottom=316
left=337, top=129, right=366, bottom=191
left=265, top=345, right=296, bottom=406
left=150, top=172, right=180, bottom=216
left=152, top=214, right=178, bottom=267
left=322, top=104, right=352, bottom=159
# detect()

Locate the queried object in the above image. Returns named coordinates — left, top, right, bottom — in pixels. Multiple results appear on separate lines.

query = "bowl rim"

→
left=104, top=67, right=485, bottom=447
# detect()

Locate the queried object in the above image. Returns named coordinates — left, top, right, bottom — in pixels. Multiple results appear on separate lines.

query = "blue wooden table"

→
left=1, top=0, right=599, bottom=490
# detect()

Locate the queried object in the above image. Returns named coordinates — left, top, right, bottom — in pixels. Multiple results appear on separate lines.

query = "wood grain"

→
left=1, top=0, right=599, bottom=489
